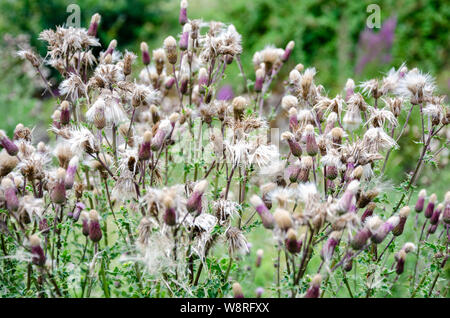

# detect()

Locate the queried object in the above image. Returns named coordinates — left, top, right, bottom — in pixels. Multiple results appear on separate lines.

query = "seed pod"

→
left=88, top=210, right=102, bottom=243
left=304, top=274, right=321, bottom=298
left=250, top=195, right=275, bottom=229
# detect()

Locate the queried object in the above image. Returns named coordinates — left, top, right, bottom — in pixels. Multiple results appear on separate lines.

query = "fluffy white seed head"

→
left=399, top=206, right=411, bottom=218
left=250, top=194, right=264, bottom=208
left=194, top=179, right=208, bottom=193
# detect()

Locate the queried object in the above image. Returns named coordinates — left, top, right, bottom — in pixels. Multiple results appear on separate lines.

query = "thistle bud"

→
left=344, top=79, right=355, bottom=101
left=255, top=287, right=264, bottom=298
left=392, top=206, right=410, bottom=236
left=321, top=231, right=341, bottom=261
left=81, top=211, right=90, bottom=237
left=51, top=168, right=66, bottom=204
left=105, top=39, right=117, bottom=56
left=429, top=203, right=442, bottom=225
left=179, top=0, right=188, bottom=25
left=285, top=228, right=302, bottom=254
left=140, top=42, right=150, bottom=66
left=164, top=36, right=177, bottom=65
left=232, top=282, right=244, bottom=298
left=179, top=74, right=189, bottom=95
left=256, top=249, right=264, bottom=267
left=285, top=162, right=301, bottom=183
left=371, top=216, right=400, bottom=244
left=395, top=249, right=406, bottom=275
left=1, top=178, right=19, bottom=211
left=179, top=23, right=190, bottom=51
left=415, top=189, right=426, bottom=212
left=351, top=228, right=371, bottom=250
left=254, top=68, right=264, bottom=92
left=60, top=101, right=71, bottom=125
left=305, top=274, right=321, bottom=298
left=336, top=180, right=359, bottom=214
left=153, top=48, right=165, bottom=75
left=425, top=193, right=437, bottom=219
left=151, top=120, right=172, bottom=151
left=87, top=13, right=101, bottom=37
left=30, top=235, right=46, bottom=266
left=443, top=191, right=450, bottom=224
left=52, top=110, right=61, bottom=129
left=282, top=132, right=302, bottom=158
left=163, top=196, right=177, bottom=226
left=281, top=41, right=295, bottom=62
left=250, top=195, right=275, bottom=229
left=198, top=67, right=208, bottom=94
left=232, top=96, right=247, bottom=120
left=88, top=210, right=102, bottom=243
left=65, top=156, right=79, bottom=189
left=261, top=183, right=276, bottom=210
left=0, top=130, right=19, bottom=156
left=73, top=202, right=85, bottom=222
left=39, top=218, right=50, bottom=235
left=304, top=125, right=318, bottom=156
left=186, top=180, right=208, bottom=215
left=273, top=208, right=293, bottom=231
left=139, top=131, right=152, bottom=161
left=288, top=107, right=299, bottom=132
left=361, top=202, right=376, bottom=223
left=428, top=223, right=438, bottom=235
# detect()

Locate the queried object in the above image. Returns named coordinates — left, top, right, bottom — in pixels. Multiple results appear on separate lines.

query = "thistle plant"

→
left=0, top=0, right=448, bottom=298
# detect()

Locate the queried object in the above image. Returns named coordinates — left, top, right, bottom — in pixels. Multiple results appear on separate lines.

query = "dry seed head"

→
left=0, top=150, right=19, bottom=177
left=80, top=211, right=89, bottom=221
left=365, top=215, right=382, bottom=232
left=286, top=40, right=295, bottom=51
left=289, top=69, right=301, bottom=82
left=281, top=131, right=294, bottom=141
left=352, top=165, right=363, bottom=179
left=91, top=13, right=101, bottom=24
left=89, top=209, right=99, bottom=221
left=397, top=249, right=407, bottom=261
left=345, top=78, right=355, bottom=90
left=140, top=42, right=148, bottom=52
left=288, top=107, right=298, bottom=117
left=399, top=206, right=411, bottom=218
left=330, top=230, right=342, bottom=240
left=164, top=36, right=177, bottom=64
left=232, top=96, right=247, bottom=111
left=295, top=63, right=304, bottom=72
left=261, top=182, right=276, bottom=195
left=169, top=112, right=180, bottom=124
left=232, top=282, right=243, bottom=297
left=418, top=189, right=427, bottom=198
left=331, top=127, right=344, bottom=140
left=301, top=156, right=313, bottom=169
left=256, top=68, right=265, bottom=78
left=250, top=194, right=263, bottom=208
left=52, top=110, right=61, bottom=121
left=281, top=95, right=298, bottom=110
left=305, top=124, right=314, bottom=134
left=347, top=180, right=360, bottom=194
left=1, top=178, right=14, bottom=189
left=181, top=0, right=188, bottom=8
left=274, top=208, right=293, bottom=230
left=256, top=249, right=264, bottom=257
left=29, top=234, right=41, bottom=247
left=61, top=100, right=70, bottom=110
left=163, top=195, right=175, bottom=209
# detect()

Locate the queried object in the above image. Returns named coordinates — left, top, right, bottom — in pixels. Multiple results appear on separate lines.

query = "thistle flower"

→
left=232, top=282, right=244, bottom=298
left=151, top=120, right=172, bottom=151
left=164, top=36, right=178, bottom=65
left=0, top=130, right=19, bottom=156
left=1, top=178, right=19, bottom=211
left=371, top=216, right=400, bottom=244
left=64, top=156, right=79, bottom=189
left=320, top=231, right=341, bottom=262
left=256, top=249, right=264, bottom=267
left=304, top=274, right=321, bottom=298
left=363, top=127, right=397, bottom=153
left=336, top=180, right=359, bottom=214
left=304, top=125, right=318, bottom=156
left=88, top=209, right=102, bottom=243
left=139, top=131, right=152, bottom=161
left=395, top=69, right=435, bottom=104
left=273, top=208, right=293, bottom=231
left=186, top=179, right=208, bottom=215
left=140, top=42, right=150, bottom=65
left=285, top=228, right=302, bottom=254
left=51, top=168, right=66, bottom=204
left=179, top=0, right=188, bottom=25
left=392, top=206, right=410, bottom=236
left=395, top=249, right=406, bottom=275
left=429, top=203, right=442, bottom=225
left=415, top=189, right=427, bottom=213
left=255, top=287, right=264, bottom=298
left=250, top=194, right=275, bottom=229
left=425, top=193, right=437, bottom=219
left=87, top=13, right=101, bottom=37
left=30, top=235, right=45, bottom=266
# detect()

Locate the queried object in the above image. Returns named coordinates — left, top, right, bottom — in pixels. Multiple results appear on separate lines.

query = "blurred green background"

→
left=0, top=0, right=448, bottom=297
